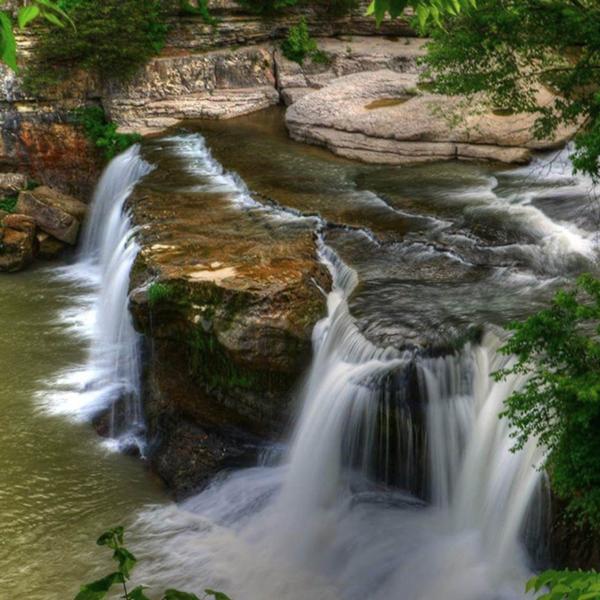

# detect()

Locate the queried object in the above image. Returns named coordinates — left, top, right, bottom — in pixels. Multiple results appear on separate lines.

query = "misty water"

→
left=2, top=107, right=599, bottom=599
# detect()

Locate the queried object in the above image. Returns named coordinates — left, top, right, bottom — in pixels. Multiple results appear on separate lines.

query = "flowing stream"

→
left=2, top=108, right=598, bottom=599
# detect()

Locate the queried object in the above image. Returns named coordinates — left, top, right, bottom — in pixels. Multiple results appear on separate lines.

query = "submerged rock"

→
left=285, top=70, right=578, bottom=165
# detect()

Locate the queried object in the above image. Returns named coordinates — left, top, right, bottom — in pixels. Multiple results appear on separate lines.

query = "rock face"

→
left=16, top=186, right=87, bottom=244
left=104, top=46, right=280, bottom=134
left=0, top=213, right=37, bottom=272
left=276, top=36, right=427, bottom=105
left=126, top=143, right=329, bottom=496
left=285, top=69, right=579, bottom=165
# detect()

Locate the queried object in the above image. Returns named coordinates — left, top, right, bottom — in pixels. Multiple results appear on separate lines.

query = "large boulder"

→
left=15, top=186, right=87, bottom=244
left=0, top=213, right=37, bottom=272
left=285, top=69, right=579, bottom=165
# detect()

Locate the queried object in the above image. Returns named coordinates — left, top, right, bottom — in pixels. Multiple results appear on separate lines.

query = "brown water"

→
left=0, top=264, right=166, bottom=599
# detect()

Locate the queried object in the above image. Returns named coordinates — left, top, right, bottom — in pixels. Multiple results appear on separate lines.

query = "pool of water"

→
left=0, top=265, right=166, bottom=599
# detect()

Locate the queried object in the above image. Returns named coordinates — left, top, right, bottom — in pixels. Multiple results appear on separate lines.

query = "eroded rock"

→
left=16, top=186, right=87, bottom=244
left=0, top=213, right=37, bottom=272
left=285, top=70, right=578, bottom=165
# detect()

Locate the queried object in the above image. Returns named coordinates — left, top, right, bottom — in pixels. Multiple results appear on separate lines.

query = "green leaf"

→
left=18, top=5, right=40, bottom=29
left=0, top=11, right=17, bottom=71
left=74, top=572, right=123, bottom=600
left=205, top=590, right=233, bottom=600
left=113, top=547, right=137, bottom=579
left=163, top=590, right=202, bottom=600
left=128, top=586, right=152, bottom=600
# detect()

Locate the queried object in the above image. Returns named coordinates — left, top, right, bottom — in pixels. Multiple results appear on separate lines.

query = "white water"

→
left=40, top=145, right=152, bottom=451
left=132, top=234, right=545, bottom=600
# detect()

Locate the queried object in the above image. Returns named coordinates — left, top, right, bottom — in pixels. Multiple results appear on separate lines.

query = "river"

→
left=1, top=107, right=598, bottom=599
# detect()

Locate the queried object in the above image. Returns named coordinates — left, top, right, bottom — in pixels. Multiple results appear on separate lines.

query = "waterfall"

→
left=41, top=145, right=152, bottom=451
left=133, top=229, right=545, bottom=600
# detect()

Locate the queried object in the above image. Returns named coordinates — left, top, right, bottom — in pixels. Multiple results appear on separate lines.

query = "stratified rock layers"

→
left=285, top=70, right=579, bottom=165
left=127, top=148, right=329, bottom=496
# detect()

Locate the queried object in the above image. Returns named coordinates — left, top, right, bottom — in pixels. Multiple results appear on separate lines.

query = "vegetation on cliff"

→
left=74, top=106, right=142, bottom=160
left=496, top=275, right=600, bottom=527
left=25, top=0, right=169, bottom=89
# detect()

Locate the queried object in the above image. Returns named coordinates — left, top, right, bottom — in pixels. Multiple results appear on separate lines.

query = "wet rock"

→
left=15, top=186, right=87, bottom=244
left=285, top=70, right=578, bottom=165
left=36, top=231, right=67, bottom=259
left=0, top=172, right=27, bottom=194
left=0, top=213, right=37, bottom=272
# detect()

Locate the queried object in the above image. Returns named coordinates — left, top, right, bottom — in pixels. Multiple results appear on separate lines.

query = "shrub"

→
left=527, top=569, right=600, bottom=600
left=281, top=18, right=319, bottom=64
left=26, top=0, right=169, bottom=88
left=75, top=526, right=231, bottom=600
left=75, top=106, right=142, bottom=161
left=234, top=0, right=299, bottom=15
left=496, top=275, right=600, bottom=527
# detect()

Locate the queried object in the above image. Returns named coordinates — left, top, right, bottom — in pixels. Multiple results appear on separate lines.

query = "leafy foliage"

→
left=75, top=526, right=232, bottom=600
left=421, top=0, right=600, bottom=179
left=281, top=17, right=322, bottom=64
left=367, top=0, right=477, bottom=28
left=75, top=106, right=142, bottom=161
left=527, top=569, right=600, bottom=600
left=234, top=0, right=299, bottom=15
left=495, top=275, right=600, bottom=526
left=26, top=0, right=169, bottom=86
left=0, top=0, right=72, bottom=71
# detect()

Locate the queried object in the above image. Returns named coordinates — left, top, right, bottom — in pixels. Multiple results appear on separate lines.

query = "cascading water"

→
left=129, top=134, right=556, bottom=600
left=41, top=145, right=152, bottom=450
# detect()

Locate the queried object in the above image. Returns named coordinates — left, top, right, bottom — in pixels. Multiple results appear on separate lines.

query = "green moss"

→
left=0, top=194, right=18, bottom=213
left=148, top=282, right=174, bottom=307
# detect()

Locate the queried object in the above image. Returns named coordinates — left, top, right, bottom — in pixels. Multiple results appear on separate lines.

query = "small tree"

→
left=496, top=275, right=600, bottom=527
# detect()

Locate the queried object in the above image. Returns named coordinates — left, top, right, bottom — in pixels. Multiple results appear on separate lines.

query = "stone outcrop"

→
left=285, top=69, right=579, bottom=165
left=0, top=213, right=37, bottom=271
left=276, top=36, right=427, bottom=105
left=16, top=185, right=87, bottom=244
left=0, top=184, right=86, bottom=271
left=126, top=143, right=329, bottom=495
left=104, top=46, right=280, bottom=134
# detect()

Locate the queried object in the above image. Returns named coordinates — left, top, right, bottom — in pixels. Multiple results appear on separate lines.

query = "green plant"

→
left=25, top=0, right=169, bottom=87
left=281, top=18, right=318, bottom=64
left=75, top=106, right=142, bottom=161
left=148, top=282, right=174, bottom=307
left=527, top=569, right=600, bottom=600
left=0, top=194, right=18, bottom=213
left=75, top=526, right=232, bottom=600
left=234, top=0, right=298, bottom=15
left=496, top=275, right=600, bottom=527
left=0, top=0, right=71, bottom=71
